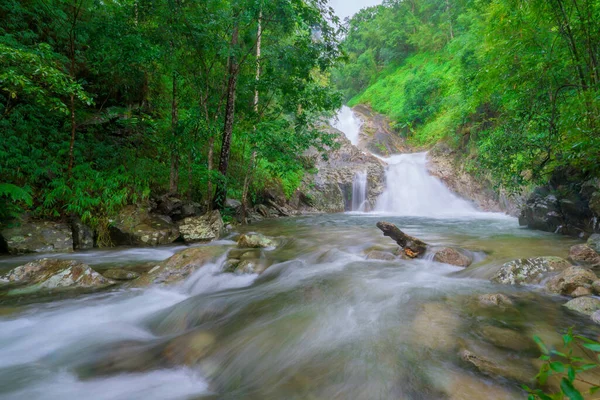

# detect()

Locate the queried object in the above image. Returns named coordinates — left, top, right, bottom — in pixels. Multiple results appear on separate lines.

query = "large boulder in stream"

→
left=545, top=266, right=597, bottom=296
left=569, top=244, right=600, bottom=266
left=109, top=205, right=180, bottom=246
left=433, top=247, right=473, bottom=268
left=563, top=296, right=600, bottom=316
left=0, top=221, right=73, bottom=254
left=133, top=246, right=226, bottom=286
left=177, top=210, right=224, bottom=243
left=1, top=259, right=114, bottom=293
left=237, top=233, right=278, bottom=248
left=491, top=256, right=571, bottom=285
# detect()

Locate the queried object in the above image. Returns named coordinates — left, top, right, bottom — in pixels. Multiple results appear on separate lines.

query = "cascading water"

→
left=331, top=105, right=362, bottom=146
left=351, top=171, right=368, bottom=211
left=374, top=152, right=479, bottom=217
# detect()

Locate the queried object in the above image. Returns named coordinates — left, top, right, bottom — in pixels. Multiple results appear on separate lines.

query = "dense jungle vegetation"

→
left=333, top=0, right=600, bottom=191
left=0, top=0, right=342, bottom=228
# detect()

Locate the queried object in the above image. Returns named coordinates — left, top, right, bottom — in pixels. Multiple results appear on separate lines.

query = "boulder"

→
left=545, top=266, right=597, bottom=295
left=433, top=247, right=472, bottom=267
left=102, top=268, right=140, bottom=281
left=459, top=347, right=535, bottom=382
left=234, top=259, right=269, bottom=274
left=593, top=280, right=600, bottom=295
left=0, top=221, right=73, bottom=254
left=479, top=325, right=535, bottom=351
left=365, top=250, right=396, bottom=261
left=237, top=233, right=277, bottom=248
left=477, top=293, right=514, bottom=308
left=588, top=234, right=600, bottom=253
left=569, top=244, right=600, bottom=266
left=223, top=259, right=240, bottom=273
left=134, top=246, right=226, bottom=286
left=2, top=259, right=114, bottom=291
left=563, top=296, right=600, bottom=316
left=162, top=330, right=215, bottom=366
left=71, top=218, right=94, bottom=250
left=571, top=286, right=593, bottom=297
left=109, top=206, right=180, bottom=247
left=591, top=310, right=600, bottom=324
left=177, top=210, right=224, bottom=243
left=225, top=198, right=242, bottom=210
left=491, top=256, right=571, bottom=285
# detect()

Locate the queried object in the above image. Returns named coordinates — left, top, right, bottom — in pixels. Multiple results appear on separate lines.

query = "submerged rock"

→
left=591, top=310, right=600, bottom=324
left=177, top=210, right=224, bottom=243
left=491, top=257, right=571, bottom=285
left=365, top=250, right=396, bottom=261
left=563, top=296, right=600, bottom=316
left=545, top=266, right=597, bottom=296
left=569, top=244, right=600, bottom=266
left=459, top=347, right=535, bottom=382
left=479, top=325, right=534, bottom=351
left=477, top=293, right=514, bottom=308
left=162, top=330, right=215, bottom=366
left=133, top=246, right=226, bottom=286
left=109, top=206, right=180, bottom=247
left=237, top=233, right=277, bottom=248
left=433, top=247, right=472, bottom=268
left=0, top=221, right=73, bottom=254
left=588, top=234, right=600, bottom=253
left=102, top=268, right=140, bottom=281
left=411, top=303, right=461, bottom=351
left=440, top=370, right=520, bottom=400
left=2, top=259, right=114, bottom=291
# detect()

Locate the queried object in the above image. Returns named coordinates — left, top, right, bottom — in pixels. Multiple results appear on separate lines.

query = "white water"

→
left=331, top=105, right=362, bottom=146
left=374, top=152, right=480, bottom=217
left=352, top=171, right=368, bottom=211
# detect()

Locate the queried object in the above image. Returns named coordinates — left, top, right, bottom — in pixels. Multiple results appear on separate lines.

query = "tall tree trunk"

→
left=67, top=93, right=76, bottom=177
left=67, top=0, right=81, bottom=178
left=213, top=25, right=239, bottom=210
left=169, top=71, right=179, bottom=194
left=241, top=11, right=262, bottom=221
left=207, top=136, right=215, bottom=210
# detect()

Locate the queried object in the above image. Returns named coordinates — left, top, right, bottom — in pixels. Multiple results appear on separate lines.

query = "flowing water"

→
left=352, top=171, right=368, bottom=212
left=331, top=105, right=362, bottom=146
left=0, top=108, right=595, bottom=399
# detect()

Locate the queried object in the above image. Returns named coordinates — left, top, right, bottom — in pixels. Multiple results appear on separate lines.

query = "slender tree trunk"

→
left=241, top=11, right=262, bottom=221
left=213, top=25, right=239, bottom=210
left=67, top=93, right=76, bottom=177
left=169, top=71, right=179, bottom=194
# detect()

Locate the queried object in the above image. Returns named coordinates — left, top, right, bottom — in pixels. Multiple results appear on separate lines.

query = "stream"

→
left=0, top=108, right=596, bottom=399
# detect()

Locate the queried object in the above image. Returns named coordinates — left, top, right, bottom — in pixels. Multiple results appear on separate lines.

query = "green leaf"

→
left=568, top=366, right=576, bottom=382
left=549, top=362, right=565, bottom=373
left=560, top=378, right=584, bottom=400
left=534, top=336, right=550, bottom=355
left=582, top=343, right=600, bottom=352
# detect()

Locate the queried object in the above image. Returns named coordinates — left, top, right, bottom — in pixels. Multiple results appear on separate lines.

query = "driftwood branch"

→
left=376, top=221, right=428, bottom=258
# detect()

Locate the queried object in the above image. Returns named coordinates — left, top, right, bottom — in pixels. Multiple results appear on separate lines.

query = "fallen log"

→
left=376, top=221, right=428, bottom=258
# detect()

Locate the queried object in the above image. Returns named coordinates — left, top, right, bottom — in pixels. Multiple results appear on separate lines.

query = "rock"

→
left=563, top=296, right=600, bottom=316
left=365, top=250, right=396, bottom=261
left=460, top=348, right=535, bottom=382
left=588, top=234, right=600, bottom=253
left=411, top=303, right=461, bottom=351
left=0, top=221, right=73, bottom=254
left=491, top=256, right=571, bottom=285
left=71, top=218, right=94, bottom=250
left=545, top=266, right=597, bottom=295
left=155, top=194, right=183, bottom=217
left=225, top=198, right=242, bottom=210
left=376, top=221, right=427, bottom=258
left=102, top=268, right=140, bottom=281
left=133, top=246, right=226, bottom=286
left=162, top=330, right=215, bottom=366
left=240, top=250, right=261, bottom=260
left=591, top=310, right=600, bottom=324
left=177, top=210, right=224, bottom=243
left=571, top=286, right=593, bottom=297
left=433, top=247, right=472, bottom=267
left=593, top=280, right=600, bottom=295
left=223, top=259, right=240, bottom=273
left=2, top=259, right=114, bottom=291
left=569, top=244, right=600, bottom=266
left=441, top=370, right=520, bottom=400
left=237, top=233, right=277, bottom=248
left=109, top=206, right=180, bottom=246
left=479, top=325, right=535, bottom=351
left=255, top=204, right=272, bottom=218
left=477, top=293, right=514, bottom=308
left=234, top=259, right=269, bottom=274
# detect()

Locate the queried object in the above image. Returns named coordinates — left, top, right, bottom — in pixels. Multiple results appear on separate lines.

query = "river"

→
left=0, top=108, right=595, bottom=399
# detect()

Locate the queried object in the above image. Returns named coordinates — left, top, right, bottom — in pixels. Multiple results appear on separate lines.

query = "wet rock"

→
left=239, top=250, right=261, bottom=261
left=588, top=234, right=600, bottom=253
left=479, top=325, right=535, bottom=351
left=0, top=221, right=73, bottom=254
left=411, top=303, right=461, bottom=351
left=593, top=280, right=600, bottom=295
left=545, top=266, right=597, bottom=295
left=491, top=256, right=571, bottom=285
left=102, top=268, right=140, bottom=281
left=564, top=296, right=600, bottom=316
left=237, top=233, right=277, bottom=248
left=133, top=246, right=226, bottom=286
left=571, top=286, right=593, bottom=297
left=235, top=259, right=269, bottom=274
left=460, top=348, right=535, bottom=382
left=376, top=221, right=427, bottom=258
left=591, top=310, right=600, bottom=324
left=109, top=206, right=180, bottom=246
left=477, top=293, right=514, bottom=308
left=441, top=370, right=520, bottom=400
left=162, top=330, right=215, bottom=366
left=569, top=244, right=600, bottom=266
left=365, top=250, right=396, bottom=261
left=177, top=210, right=224, bottom=243
left=223, top=259, right=240, bottom=273
left=71, top=218, right=94, bottom=250
left=2, top=259, right=114, bottom=291
left=433, top=247, right=472, bottom=268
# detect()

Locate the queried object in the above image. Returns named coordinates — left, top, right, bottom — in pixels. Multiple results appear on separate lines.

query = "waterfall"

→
left=331, top=105, right=362, bottom=146
left=352, top=171, right=368, bottom=211
left=374, top=152, right=479, bottom=217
